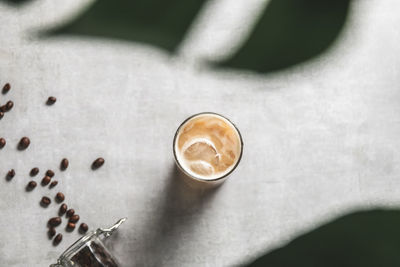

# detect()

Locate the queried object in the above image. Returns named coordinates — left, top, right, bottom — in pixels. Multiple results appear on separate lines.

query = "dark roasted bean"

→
left=79, top=223, right=88, bottom=234
left=46, top=96, right=57, bottom=105
left=41, top=176, right=51, bottom=186
left=66, top=209, right=75, bottom=218
left=55, top=192, right=65, bottom=203
left=48, top=217, right=62, bottom=227
left=69, top=214, right=80, bottom=223
left=5, top=101, right=13, bottom=112
left=92, top=158, right=105, bottom=169
left=41, top=196, right=51, bottom=206
left=60, top=158, right=69, bottom=170
left=2, top=83, right=10, bottom=94
left=53, top=233, right=62, bottom=245
left=59, top=204, right=67, bottom=215
left=0, top=105, right=5, bottom=112
left=46, top=170, right=55, bottom=177
left=67, top=222, right=76, bottom=230
left=7, top=169, right=15, bottom=178
left=49, top=180, right=58, bottom=188
left=48, top=227, right=56, bottom=238
left=27, top=181, right=37, bottom=190
left=0, top=111, right=3, bottom=119
left=0, top=138, right=5, bottom=149
left=30, top=167, right=39, bottom=176
left=18, top=137, right=30, bottom=150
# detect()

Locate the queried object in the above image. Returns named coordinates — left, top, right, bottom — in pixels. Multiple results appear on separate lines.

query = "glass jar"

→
left=50, top=218, right=126, bottom=267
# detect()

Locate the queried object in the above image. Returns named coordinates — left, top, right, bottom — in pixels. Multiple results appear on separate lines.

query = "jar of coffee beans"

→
left=50, top=218, right=126, bottom=267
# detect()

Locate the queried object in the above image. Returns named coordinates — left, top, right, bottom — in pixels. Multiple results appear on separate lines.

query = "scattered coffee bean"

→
left=53, top=233, right=62, bottom=245
left=48, top=217, right=62, bottom=227
left=49, top=180, right=58, bottom=188
left=27, top=181, right=37, bottom=190
left=41, top=196, right=51, bottom=206
left=0, top=105, right=5, bottom=112
left=41, top=176, right=51, bottom=186
left=48, top=227, right=56, bottom=238
left=67, top=222, right=76, bottom=230
left=60, top=158, right=69, bottom=170
left=18, top=137, right=30, bottom=150
left=69, top=214, right=80, bottom=223
left=46, top=170, right=55, bottom=177
left=79, top=223, right=89, bottom=234
left=5, top=169, right=15, bottom=181
left=0, top=111, right=3, bottom=119
left=92, top=158, right=105, bottom=169
left=55, top=192, right=65, bottom=203
left=2, top=83, right=10, bottom=94
left=4, top=101, right=13, bottom=112
left=46, top=96, right=57, bottom=105
left=7, top=169, right=15, bottom=178
left=59, top=204, right=67, bottom=215
left=0, top=138, right=5, bottom=149
left=30, top=167, right=39, bottom=176
left=66, top=209, right=75, bottom=218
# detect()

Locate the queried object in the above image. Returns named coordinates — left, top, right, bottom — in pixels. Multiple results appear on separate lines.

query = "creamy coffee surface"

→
left=175, top=114, right=242, bottom=180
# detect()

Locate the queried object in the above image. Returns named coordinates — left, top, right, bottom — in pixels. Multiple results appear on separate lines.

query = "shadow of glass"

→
left=131, top=164, right=221, bottom=266
left=246, top=209, right=400, bottom=267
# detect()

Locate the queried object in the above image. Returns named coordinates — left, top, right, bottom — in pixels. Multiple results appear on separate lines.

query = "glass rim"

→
left=172, top=112, right=244, bottom=182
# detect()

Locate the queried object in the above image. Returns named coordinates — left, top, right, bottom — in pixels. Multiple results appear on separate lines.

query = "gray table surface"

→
left=1, top=0, right=400, bottom=266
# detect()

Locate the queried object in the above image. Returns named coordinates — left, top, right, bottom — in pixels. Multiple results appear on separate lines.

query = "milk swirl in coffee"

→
left=174, top=113, right=242, bottom=180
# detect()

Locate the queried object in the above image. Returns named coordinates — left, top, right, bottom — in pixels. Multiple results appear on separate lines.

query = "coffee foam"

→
left=174, top=114, right=242, bottom=180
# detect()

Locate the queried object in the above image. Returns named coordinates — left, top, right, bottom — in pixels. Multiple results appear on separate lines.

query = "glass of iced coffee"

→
left=173, top=112, right=243, bottom=185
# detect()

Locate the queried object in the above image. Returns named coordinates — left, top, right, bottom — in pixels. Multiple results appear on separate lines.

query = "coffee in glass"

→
left=173, top=112, right=243, bottom=184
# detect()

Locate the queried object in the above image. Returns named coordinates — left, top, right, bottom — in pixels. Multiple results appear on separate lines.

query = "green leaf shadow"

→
left=217, top=0, right=351, bottom=73
left=1, top=0, right=30, bottom=5
left=246, top=209, right=400, bottom=267
left=45, top=0, right=209, bottom=53
left=7, top=0, right=351, bottom=73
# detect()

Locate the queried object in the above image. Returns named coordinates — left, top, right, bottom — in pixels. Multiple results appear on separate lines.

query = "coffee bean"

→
left=55, top=192, right=65, bottom=203
left=41, top=176, right=51, bottom=186
left=2, top=83, right=10, bottom=94
left=46, top=170, right=55, bottom=177
left=6, top=169, right=15, bottom=181
left=18, top=137, right=30, bottom=150
left=60, top=158, right=69, bottom=170
left=30, top=167, right=39, bottom=176
left=67, top=222, right=76, bottom=230
left=48, top=217, right=62, bottom=227
left=0, top=111, right=3, bottom=119
left=7, top=169, right=15, bottom=178
left=59, top=204, right=67, bottom=215
left=27, top=181, right=37, bottom=190
left=53, top=233, right=62, bottom=245
left=5, top=101, right=13, bottom=112
left=41, top=196, right=51, bottom=206
left=49, top=180, right=58, bottom=188
left=46, top=96, right=57, bottom=105
left=48, top=227, right=56, bottom=238
left=92, top=158, right=105, bottom=169
left=0, top=105, right=5, bottom=112
left=69, top=214, right=80, bottom=223
left=0, top=138, right=5, bottom=149
left=79, top=223, right=88, bottom=234
left=66, top=209, right=75, bottom=218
